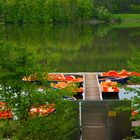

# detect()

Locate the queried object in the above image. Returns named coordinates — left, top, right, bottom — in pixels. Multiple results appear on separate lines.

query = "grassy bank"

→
left=112, top=22, right=140, bottom=28
left=114, top=14, right=140, bottom=22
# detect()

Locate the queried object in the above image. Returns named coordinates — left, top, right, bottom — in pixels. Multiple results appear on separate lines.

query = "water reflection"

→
left=119, top=86, right=139, bottom=100
left=0, top=23, right=140, bottom=72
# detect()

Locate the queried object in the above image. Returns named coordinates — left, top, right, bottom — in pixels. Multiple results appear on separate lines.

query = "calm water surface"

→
left=1, top=23, right=140, bottom=72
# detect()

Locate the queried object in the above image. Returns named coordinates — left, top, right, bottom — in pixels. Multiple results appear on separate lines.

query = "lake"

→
left=1, top=23, right=140, bottom=72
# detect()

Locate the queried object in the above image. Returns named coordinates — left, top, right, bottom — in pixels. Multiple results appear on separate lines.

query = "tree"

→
left=0, top=41, right=79, bottom=139
left=128, top=47, right=140, bottom=138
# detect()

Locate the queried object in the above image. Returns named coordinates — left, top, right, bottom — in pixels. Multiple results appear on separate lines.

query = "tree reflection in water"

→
left=1, top=23, right=140, bottom=72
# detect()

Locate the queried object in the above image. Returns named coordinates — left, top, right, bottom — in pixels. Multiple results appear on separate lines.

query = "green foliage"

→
left=0, top=41, right=38, bottom=85
left=0, top=41, right=79, bottom=139
left=5, top=100, right=79, bottom=140
left=133, top=126, right=140, bottom=138
left=93, top=0, right=140, bottom=14
left=0, top=0, right=113, bottom=24
left=127, top=47, right=140, bottom=138
left=114, top=105, right=131, bottom=112
left=44, top=0, right=76, bottom=23
left=128, top=46, right=140, bottom=83
left=95, top=6, right=113, bottom=22
left=111, top=0, right=120, bottom=13
left=130, top=4, right=140, bottom=13
left=114, top=14, right=140, bottom=21
left=1, top=0, right=140, bottom=23
left=129, top=47, right=140, bottom=71
left=114, top=47, right=140, bottom=138
left=76, top=0, right=93, bottom=20
left=0, top=120, right=17, bottom=139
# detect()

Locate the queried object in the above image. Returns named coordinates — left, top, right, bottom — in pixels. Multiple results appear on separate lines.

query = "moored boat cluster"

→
left=1, top=69, right=140, bottom=120
left=1, top=74, right=84, bottom=119
left=98, top=69, right=140, bottom=99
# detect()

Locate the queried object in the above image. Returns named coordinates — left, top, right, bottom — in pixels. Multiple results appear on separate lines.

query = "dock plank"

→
left=85, top=73, right=101, bottom=100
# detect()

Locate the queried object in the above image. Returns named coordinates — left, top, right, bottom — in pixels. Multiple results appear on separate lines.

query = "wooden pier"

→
left=84, top=73, right=101, bottom=100
left=51, top=72, right=102, bottom=100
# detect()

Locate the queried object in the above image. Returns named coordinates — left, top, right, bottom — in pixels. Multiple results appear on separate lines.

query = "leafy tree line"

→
left=0, top=0, right=139, bottom=24
left=0, top=0, right=114, bottom=24
left=93, top=0, right=140, bottom=13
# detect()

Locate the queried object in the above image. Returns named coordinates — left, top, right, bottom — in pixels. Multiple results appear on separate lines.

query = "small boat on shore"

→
left=98, top=76, right=129, bottom=84
left=29, top=103, right=55, bottom=117
left=98, top=69, right=134, bottom=84
left=51, top=82, right=84, bottom=93
left=100, top=80, right=119, bottom=97
left=23, top=74, right=83, bottom=83
left=100, top=69, right=140, bottom=77
left=0, top=102, right=13, bottom=119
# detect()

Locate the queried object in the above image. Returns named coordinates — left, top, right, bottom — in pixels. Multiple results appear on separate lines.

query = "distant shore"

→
left=114, top=14, right=140, bottom=22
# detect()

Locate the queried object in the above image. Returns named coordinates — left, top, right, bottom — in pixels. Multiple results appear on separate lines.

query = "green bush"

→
left=96, top=6, right=113, bottom=22
left=76, top=0, right=93, bottom=20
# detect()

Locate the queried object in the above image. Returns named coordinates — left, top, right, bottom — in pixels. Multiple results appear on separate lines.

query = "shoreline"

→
left=0, top=19, right=140, bottom=26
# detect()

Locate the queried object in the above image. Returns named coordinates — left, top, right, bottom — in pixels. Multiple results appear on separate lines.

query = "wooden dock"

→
left=51, top=72, right=102, bottom=100
left=84, top=73, right=101, bottom=100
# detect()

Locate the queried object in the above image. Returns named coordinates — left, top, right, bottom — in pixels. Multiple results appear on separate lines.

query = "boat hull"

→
left=102, top=92, right=119, bottom=99
left=99, top=76, right=129, bottom=84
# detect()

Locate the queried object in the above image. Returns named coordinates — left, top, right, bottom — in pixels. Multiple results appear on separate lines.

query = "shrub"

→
left=76, top=0, right=93, bottom=20
left=96, top=6, right=113, bottom=22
